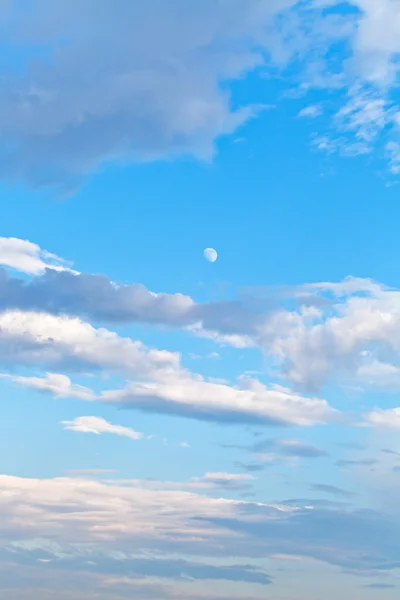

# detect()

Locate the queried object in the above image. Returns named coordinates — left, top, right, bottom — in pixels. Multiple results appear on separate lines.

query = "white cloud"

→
left=0, top=237, right=73, bottom=275
left=207, top=352, right=221, bottom=360
left=4, top=367, right=339, bottom=428
left=355, top=360, right=400, bottom=390
left=335, top=86, right=391, bottom=142
left=62, top=416, right=142, bottom=440
left=8, top=250, right=400, bottom=409
left=188, top=352, right=221, bottom=361
left=100, top=374, right=339, bottom=427
left=187, top=323, right=255, bottom=349
left=364, top=407, right=400, bottom=430
left=329, top=85, right=395, bottom=157
left=0, top=310, right=179, bottom=377
left=302, top=276, right=386, bottom=297
left=5, top=372, right=95, bottom=400
left=0, top=473, right=245, bottom=554
left=303, top=1, right=400, bottom=167
left=0, top=298, right=339, bottom=427
left=2, top=471, right=400, bottom=576
left=351, top=0, right=400, bottom=86
left=255, top=278, right=400, bottom=391
left=298, top=105, right=322, bottom=118
left=386, top=140, right=400, bottom=174
left=0, top=0, right=296, bottom=186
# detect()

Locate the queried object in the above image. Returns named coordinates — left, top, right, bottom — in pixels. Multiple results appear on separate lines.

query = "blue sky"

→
left=3, top=1, right=400, bottom=599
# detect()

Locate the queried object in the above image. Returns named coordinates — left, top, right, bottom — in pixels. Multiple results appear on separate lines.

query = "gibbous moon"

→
left=204, top=248, right=218, bottom=263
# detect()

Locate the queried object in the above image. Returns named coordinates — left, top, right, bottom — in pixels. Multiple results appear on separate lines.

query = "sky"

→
left=4, top=1, right=400, bottom=599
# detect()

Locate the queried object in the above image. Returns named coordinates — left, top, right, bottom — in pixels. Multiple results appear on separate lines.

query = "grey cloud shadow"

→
left=117, top=393, right=293, bottom=427
left=223, top=438, right=328, bottom=458
left=195, top=504, right=400, bottom=571
left=0, top=268, right=265, bottom=336
left=309, top=484, right=358, bottom=498
left=362, top=583, right=396, bottom=589
left=0, top=548, right=272, bottom=586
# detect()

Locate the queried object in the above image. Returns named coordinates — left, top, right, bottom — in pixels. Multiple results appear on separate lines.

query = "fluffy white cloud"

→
left=355, top=360, right=400, bottom=390
left=301, top=276, right=385, bottom=297
left=0, top=310, right=179, bottom=376
left=255, top=278, right=400, bottom=391
left=0, top=237, right=73, bottom=275
left=101, top=375, right=339, bottom=426
left=5, top=368, right=339, bottom=427
left=186, top=323, right=255, bottom=349
left=351, top=0, right=400, bottom=86
left=3, top=372, right=95, bottom=400
left=0, top=0, right=296, bottom=186
left=364, top=407, right=400, bottom=429
left=2, top=2, right=400, bottom=183
left=62, top=416, right=142, bottom=440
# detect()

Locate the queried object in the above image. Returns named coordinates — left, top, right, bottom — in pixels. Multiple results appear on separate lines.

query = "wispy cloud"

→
left=298, top=104, right=323, bottom=119
left=62, top=416, right=143, bottom=441
left=4, top=368, right=340, bottom=429
left=0, top=237, right=74, bottom=275
left=309, top=483, right=358, bottom=499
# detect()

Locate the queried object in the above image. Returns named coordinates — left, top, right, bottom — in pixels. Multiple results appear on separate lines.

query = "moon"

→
left=204, top=248, right=218, bottom=263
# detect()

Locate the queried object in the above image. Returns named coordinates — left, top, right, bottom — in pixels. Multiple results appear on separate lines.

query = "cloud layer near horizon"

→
left=3, top=472, right=400, bottom=577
